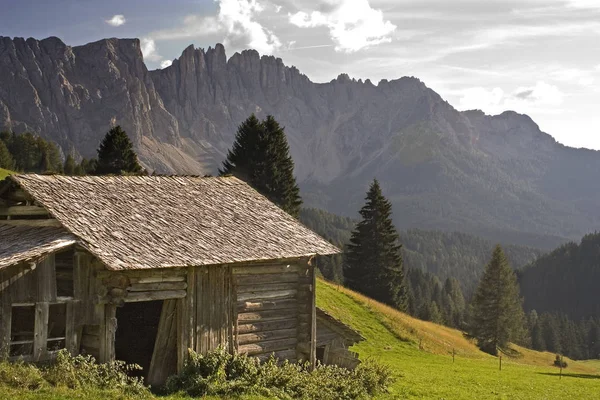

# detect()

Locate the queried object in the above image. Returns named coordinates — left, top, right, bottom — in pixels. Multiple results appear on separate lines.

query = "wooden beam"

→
left=238, top=338, right=297, bottom=356
left=238, top=328, right=298, bottom=345
left=124, top=289, right=186, bottom=303
left=33, top=302, right=49, bottom=361
left=148, top=299, right=178, bottom=386
left=128, top=281, right=187, bottom=292
left=65, top=300, right=79, bottom=355
left=0, top=298, right=11, bottom=360
left=0, top=206, right=49, bottom=216
left=99, top=305, right=116, bottom=363
left=0, top=219, right=61, bottom=227
left=309, top=263, right=317, bottom=369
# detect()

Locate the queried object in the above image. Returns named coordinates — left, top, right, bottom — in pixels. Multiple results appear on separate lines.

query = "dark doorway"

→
left=115, top=301, right=163, bottom=378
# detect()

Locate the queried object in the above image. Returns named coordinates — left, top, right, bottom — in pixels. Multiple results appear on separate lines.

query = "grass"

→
left=1, top=279, right=598, bottom=399
left=0, top=168, right=12, bottom=180
left=316, top=279, right=600, bottom=399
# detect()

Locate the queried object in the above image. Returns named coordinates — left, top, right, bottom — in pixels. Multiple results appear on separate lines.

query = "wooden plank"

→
left=238, top=298, right=298, bottom=312
left=33, top=302, right=49, bottom=361
left=238, top=338, right=298, bottom=356
left=0, top=219, right=61, bottom=227
left=232, top=264, right=300, bottom=275
left=200, top=267, right=209, bottom=353
left=237, top=289, right=297, bottom=303
left=256, top=349, right=297, bottom=362
left=238, top=309, right=299, bottom=323
left=236, top=282, right=301, bottom=294
left=65, top=300, right=78, bottom=355
left=0, top=205, right=49, bottom=216
left=309, top=263, right=317, bottom=369
left=234, top=273, right=299, bottom=286
left=238, top=328, right=298, bottom=345
left=186, top=267, right=195, bottom=356
left=100, top=305, right=117, bottom=363
left=37, top=255, right=57, bottom=302
left=81, top=333, right=100, bottom=350
left=148, top=299, right=178, bottom=386
left=231, top=266, right=239, bottom=353
left=176, top=298, right=187, bottom=373
left=123, top=290, right=186, bottom=302
left=127, top=282, right=187, bottom=292
left=238, top=318, right=298, bottom=334
left=129, top=275, right=186, bottom=284
left=0, top=298, right=11, bottom=360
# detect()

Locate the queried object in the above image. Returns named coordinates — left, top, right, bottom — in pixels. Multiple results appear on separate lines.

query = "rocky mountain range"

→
left=1, top=36, right=599, bottom=248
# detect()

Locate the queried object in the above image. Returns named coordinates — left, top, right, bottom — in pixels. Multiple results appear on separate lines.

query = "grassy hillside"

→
left=0, top=168, right=12, bottom=180
left=1, top=279, right=598, bottom=399
left=316, top=279, right=599, bottom=399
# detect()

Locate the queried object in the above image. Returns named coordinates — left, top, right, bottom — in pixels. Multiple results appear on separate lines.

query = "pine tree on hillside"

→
left=220, top=114, right=302, bottom=217
left=95, top=126, right=143, bottom=175
left=0, top=141, right=13, bottom=170
left=469, top=245, right=526, bottom=355
left=344, top=179, right=407, bottom=310
left=64, top=154, right=76, bottom=175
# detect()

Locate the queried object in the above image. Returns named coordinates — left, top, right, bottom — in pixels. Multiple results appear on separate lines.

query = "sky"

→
left=0, top=0, right=599, bottom=149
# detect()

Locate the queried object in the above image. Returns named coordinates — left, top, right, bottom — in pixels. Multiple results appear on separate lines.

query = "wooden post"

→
left=148, top=299, right=178, bottom=386
left=499, top=355, right=502, bottom=371
left=452, top=348, right=455, bottom=363
left=560, top=354, right=563, bottom=380
left=65, top=300, right=78, bottom=355
left=33, top=302, right=49, bottom=361
left=99, top=305, right=117, bottom=363
left=309, top=260, right=317, bottom=370
left=0, top=297, right=11, bottom=360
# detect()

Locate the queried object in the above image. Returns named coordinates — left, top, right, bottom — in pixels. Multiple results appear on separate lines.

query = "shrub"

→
left=553, top=354, right=568, bottom=368
left=165, top=347, right=394, bottom=399
left=0, top=361, right=45, bottom=390
left=43, top=350, right=149, bottom=395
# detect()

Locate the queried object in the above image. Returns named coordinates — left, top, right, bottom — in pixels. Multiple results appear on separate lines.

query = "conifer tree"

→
left=0, top=141, right=13, bottom=170
left=220, top=114, right=302, bottom=217
left=344, top=179, right=407, bottom=310
left=64, top=154, right=76, bottom=175
left=95, top=126, right=143, bottom=175
left=470, top=245, right=526, bottom=355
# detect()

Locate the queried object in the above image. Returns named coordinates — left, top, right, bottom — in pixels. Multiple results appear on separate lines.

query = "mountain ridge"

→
left=1, top=36, right=599, bottom=247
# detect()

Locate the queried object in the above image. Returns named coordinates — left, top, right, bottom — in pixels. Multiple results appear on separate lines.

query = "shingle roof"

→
left=10, top=174, right=340, bottom=271
left=0, top=225, right=76, bottom=270
left=316, top=307, right=365, bottom=345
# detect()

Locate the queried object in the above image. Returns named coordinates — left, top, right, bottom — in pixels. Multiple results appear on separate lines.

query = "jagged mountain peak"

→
left=1, top=37, right=599, bottom=248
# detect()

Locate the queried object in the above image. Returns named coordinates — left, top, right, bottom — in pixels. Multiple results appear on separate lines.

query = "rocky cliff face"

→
left=1, top=36, right=600, bottom=247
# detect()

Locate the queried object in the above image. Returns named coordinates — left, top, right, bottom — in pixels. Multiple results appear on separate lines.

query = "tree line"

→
left=0, top=126, right=144, bottom=176
left=3, top=114, right=596, bottom=361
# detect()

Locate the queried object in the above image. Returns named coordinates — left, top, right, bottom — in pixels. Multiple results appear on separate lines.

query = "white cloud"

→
left=458, top=81, right=564, bottom=115
left=141, top=38, right=163, bottom=62
left=565, top=0, right=600, bottom=9
left=274, top=4, right=282, bottom=13
left=550, top=68, right=595, bottom=85
left=150, top=0, right=281, bottom=54
left=105, top=14, right=126, bottom=27
left=288, top=0, right=396, bottom=52
left=160, top=60, right=173, bottom=69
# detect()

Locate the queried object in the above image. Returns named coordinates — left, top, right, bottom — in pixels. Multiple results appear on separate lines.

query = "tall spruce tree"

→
left=64, top=154, right=76, bottom=175
left=344, top=179, right=407, bottom=310
left=0, top=141, right=13, bottom=170
left=95, top=126, right=143, bottom=175
left=220, top=114, right=302, bottom=217
left=470, top=245, right=526, bottom=355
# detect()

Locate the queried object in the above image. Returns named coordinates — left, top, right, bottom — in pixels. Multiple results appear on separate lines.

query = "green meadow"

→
left=1, top=279, right=598, bottom=400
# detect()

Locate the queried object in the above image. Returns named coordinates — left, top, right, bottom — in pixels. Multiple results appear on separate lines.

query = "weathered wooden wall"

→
left=233, top=260, right=315, bottom=364
left=1, top=249, right=317, bottom=383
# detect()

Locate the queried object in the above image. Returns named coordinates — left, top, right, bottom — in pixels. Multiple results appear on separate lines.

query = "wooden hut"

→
left=0, top=175, right=339, bottom=385
left=316, top=308, right=364, bottom=369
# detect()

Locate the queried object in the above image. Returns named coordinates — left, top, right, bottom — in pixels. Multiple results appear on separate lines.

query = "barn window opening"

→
left=115, top=301, right=163, bottom=378
left=316, top=346, right=326, bottom=364
left=47, top=303, right=67, bottom=352
left=55, top=249, right=74, bottom=297
left=10, top=305, right=34, bottom=357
